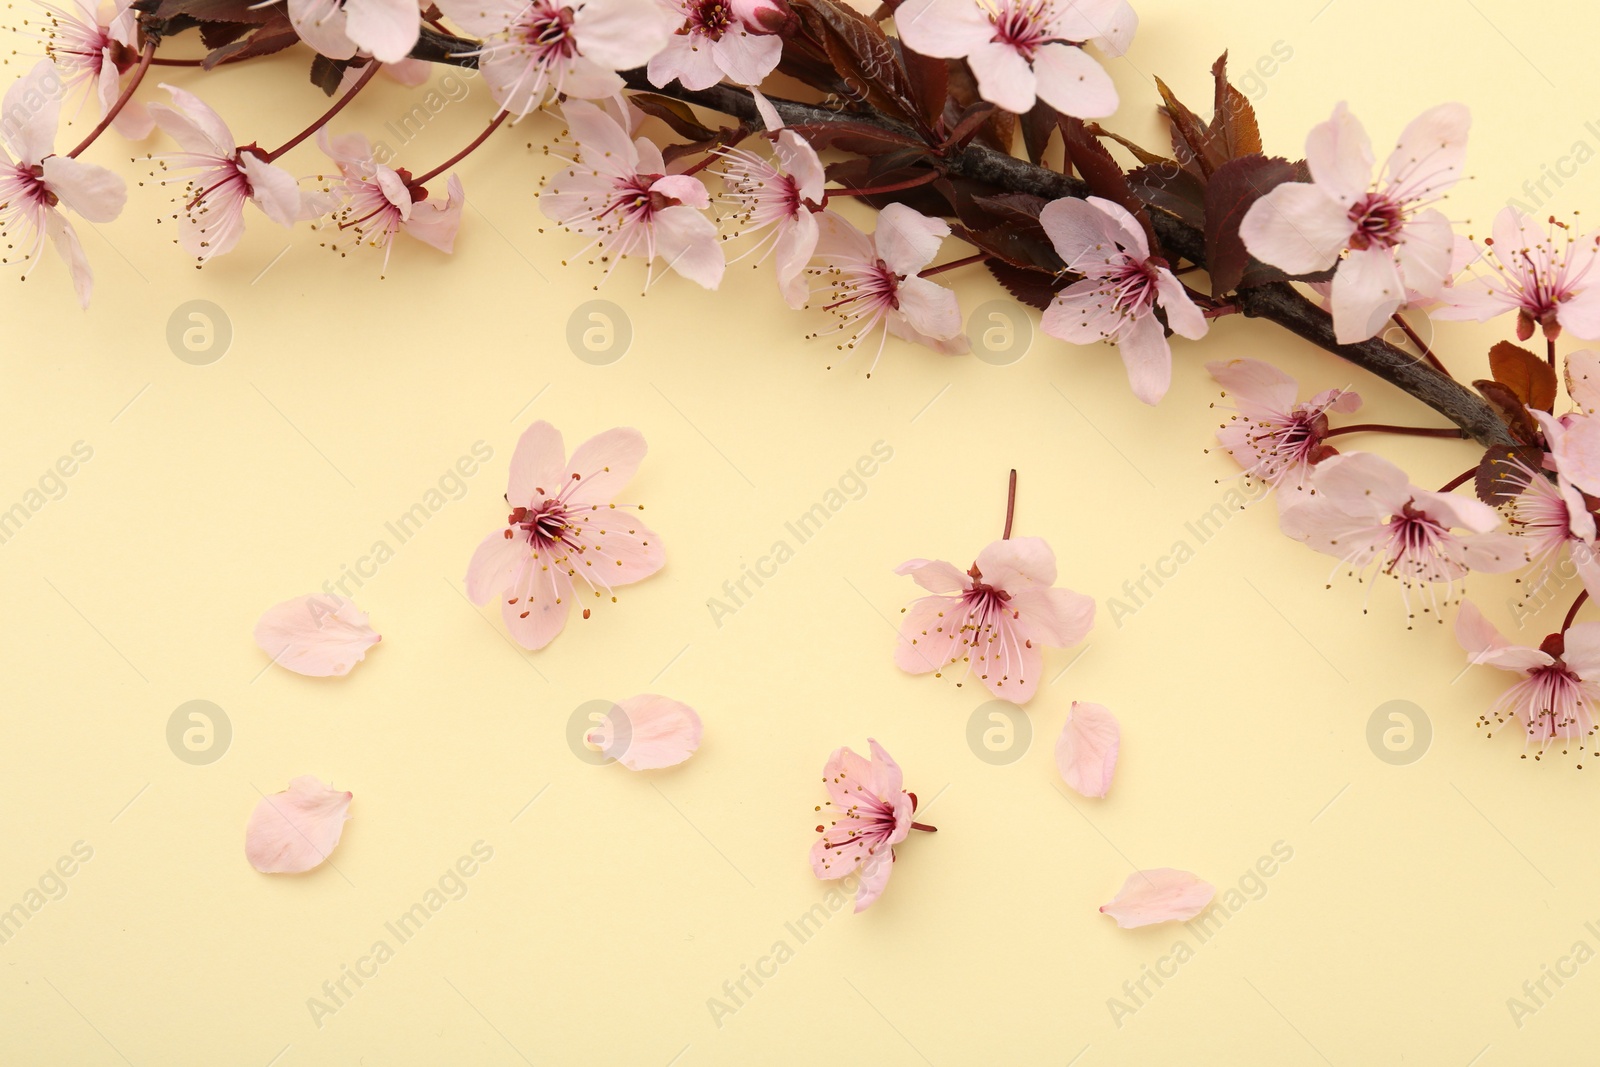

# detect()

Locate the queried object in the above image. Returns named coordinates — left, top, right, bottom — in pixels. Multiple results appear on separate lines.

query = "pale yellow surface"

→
left=4, top=0, right=1599, bottom=1063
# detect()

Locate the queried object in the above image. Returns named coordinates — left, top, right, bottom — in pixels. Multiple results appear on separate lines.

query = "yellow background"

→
left=4, top=0, right=1598, bottom=1062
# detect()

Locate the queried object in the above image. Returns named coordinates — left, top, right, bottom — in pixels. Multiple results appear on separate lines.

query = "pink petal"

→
left=150, top=83, right=235, bottom=155
left=3, top=62, right=64, bottom=163
left=40, top=155, right=126, bottom=223
left=1115, top=311, right=1173, bottom=405
left=245, top=776, right=352, bottom=873
left=403, top=173, right=465, bottom=253
left=649, top=203, right=725, bottom=288
left=894, top=0, right=993, bottom=59
left=1100, top=868, right=1215, bottom=928
left=1239, top=181, right=1350, bottom=275
left=501, top=552, right=574, bottom=649
left=1566, top=350, right=1600, bottom=415
left=1009, top=585, right=1094, bottom=647
left=1331, top=245, right=1405, bottom=344
left=1206, top=358, right=1299, bottom=415
left=851, top=847, right=895, bottom=912
left=1384, top=102, right=1469, bottom=202
left=585, top=694, right=702, bottom=769
left=974, top=535, right=1058, bottom=587
left=508, top=420, right=567, bottom=506
left=466, top=527, right=527, bottom=603
left=895, top=593, right=961, bottom=675
left=564, top=426, right=647, bottom=505
left=1030, top=41, right=1117, bottom=120
left=343, top=0, right=420, bottom=63
left=894, top=557, right=969, bottom=594
left=874, top=203, right=948, bottom=277
left=570, top=0, right=675, bottom=70
left=44, top=211, right=94, bottom=309
left=254, top=594, right=380, bottom=677
left=1455, top=599, right=1551, bottom=674
left=1056, top=701, right=1119, bottom=797
left=1305, top=101, right=1372, bottom=205
left=966, top=39, right=1036, bottom=114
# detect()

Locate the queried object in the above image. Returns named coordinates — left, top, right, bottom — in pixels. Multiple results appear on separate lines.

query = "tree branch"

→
left=410, top=27, right=1512, bottom=448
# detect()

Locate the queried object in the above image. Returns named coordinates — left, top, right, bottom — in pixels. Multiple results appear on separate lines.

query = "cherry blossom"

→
left=1436, top=208, right=1600, bottom=341
left=245, top=777, right=353, bottom=873
left=894, top=0, right=1133, bottom=117
left=1532, top=405, right=1600, bottom=499
left=466, top=420, right=665, bottom=650
left=316, top=130, right=464, bottom=272
left=1240, top=102, right=1469, bottom=344
left=1206, top=358, right=1360, bottom=491
left=895, top=536, right=1094, bottom=703
left=1278, top=451, right=1524, bottom=622
left=149, top=84, right=301, bottom=263
left=254, top=593, right=381, bottom=677
left=647, top=0, right=783, bottom=91
left=1040, top=195, right=1207, bottom=405
left=1456, top=599, right=1600, bottom=755
left=584, top=695, right=702, bottom=769
left=810, top=739, right=928, bottom=913
left=36, top=0, right=154, bottom=139
left=436, top=0, right=674, bottom=118
left=717, top=95, right=827, bottom=308
left=1100, top=869, right=1214, bottom=928
left=809, top=204, right=969, bottom=369
left=0, top=61, right=127, bottom=307
left=541, top=99, right=724, bottom=289
left=273, top=0, right=420, bottom=64
left=1499, top=447, right=1600, bottom=604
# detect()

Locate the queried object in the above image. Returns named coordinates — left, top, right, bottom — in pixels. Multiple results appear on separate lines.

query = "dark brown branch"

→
left=410, top=29, right=1513, bottom=448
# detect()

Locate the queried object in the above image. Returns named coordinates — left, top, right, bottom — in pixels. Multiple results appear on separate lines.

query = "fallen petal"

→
left=585, top=694, right=702, bottom=770
left=245, top=776, right=353, bottom=873
left=254, top=594, right=381, bottom=677
left=1100, top=868, right=1214, bottom=928
left=1056, top=702, right=1120, bottom=798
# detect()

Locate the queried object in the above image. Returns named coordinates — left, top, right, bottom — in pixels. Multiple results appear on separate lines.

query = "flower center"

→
left=522, top=2, right=578, bottom=59
left=1347, top=192, right=1403, bottom=251
left=510, top=500, right=573, bottom=548
left=690, top=0, right=733, bottom=38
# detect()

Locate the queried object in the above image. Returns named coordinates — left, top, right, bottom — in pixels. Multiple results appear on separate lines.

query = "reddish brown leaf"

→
left=898, top=43, right=948, bottom=129
left=1488, top=340, right=1558, bottom=412
left=630, top=94, right=717, bottom=142
left=1059, top=116, right=1157, bottom=254
left=1207, top=53, right=1262, bottom=161
left=1475, top=444, right=1545, bottom=505
left=1154, top=75, right=1219, bottom=180
left=1018, top=100, right=1058, bottom=165
left=1473, top=379, right=1542, bottom=444
left=1127, top=163, right=1206, bottom=230
left=1203, top=154, right=1299, bottom=296
left=791, top=0, right=920, bottom=126
left=986, top=261, right=1072, bottom=311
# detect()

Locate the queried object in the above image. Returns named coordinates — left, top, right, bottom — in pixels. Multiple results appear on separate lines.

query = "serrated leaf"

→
left=1154, top=75, right=1218, bottom=180
left=1203, top=154, right=1298, bottom=295
left=1059, top=116, right=1157, bottom=254
left=631, top=94, right=717, bottom=142
left=1019, top=99, right=1058, bottom=165
left=792, top=0, right=920, bottom=127
left=1475, top=444, right=1545, bottom=505
left=1473, top=379, right=1542, bottom=444
left=986, top=260, right=1072, bottom=311
left=1127, top=163, right=1206, bottom=229
left=953, top=220, right=1065, bottom=273
left=1207, top=52, right=1262, bottom=161
left=1488, top=340, right=1558, bottom=412
left=309, top=54, right=353, bottom=96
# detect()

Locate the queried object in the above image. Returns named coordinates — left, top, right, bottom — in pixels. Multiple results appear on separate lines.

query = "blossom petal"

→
left=3, top=62, right=63, bottom=162
left=150, top=83, right=235, bottom=155
left=1385, top=102, right=1469, bottom=204
left=508, top=420, right=567, bottom=506
left=245, top=776, right=352, bottom=873
left=650, top=203, right=726, bottom=288
left=1305, top=101, right=1372, bottom=205
left=564, top=426, right=646, bottom=505
left=895, top=594, right=961, bottom=675
left=875, top=203, right=948, bottom=276
left=1030, top=42, right=1117, bottom=119
left=501, top=551, right=574, bottom=649
left=1206, top=358, right=1298, bottom=415
left=586, top=694, right=702, bottom=769
left=466, top=527, right=527, bottom=603
left=851, top=847, right=895, bottom=912
left=254, top=594, right=381, bottom=677
left=894, top=0, right=993, bottom=58
left=1008, top=585, right=1094, bottom=646
left=571, top=0, right=676, bottom=70
left=1056, top=701, right=1120, bottom=797
left=1567, top=350, right=1600, bottom=415
left=967, top=40, right=1037, bottom=115
left=1099, top=868, right=1215, bottom=928
left=1154, top=268, right=1207, bottom=339
left=40, top=155, right=126, bottom=223
left=343, top=0, right=420, bottom=63
left=975, top=536, right=1057, bottom=587
left=1239, top=181, right=1351, bottom=275
left=1331, top=246, right=1405, bottom=344
left=1116, top=311, right=1173, bottom=405
left=1562, top=621, right=1600, bottom=680
left=1455, top=598, right=1552, bottom=674
left=44, top=212, right=94, bottom=309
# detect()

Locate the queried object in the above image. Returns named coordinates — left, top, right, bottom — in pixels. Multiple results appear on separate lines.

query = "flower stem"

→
left=412, top=108, right=508, bottom=185
left=910, top=821, right=938, bottom=833
left=1564, top=590, right=1590, bottom=632
left=1550, top=337, right=1559, bottom=371
left=1003, top=469, right=1017, bottom=539
left=1437, top=466, right=1477, bottom=493
left=66, top=39, right=155, bottom=159
left=260, top=60, right=382, bottom=163
left=821, top=170, right=941, bottom=203
left=149, top=56, right=207, bottom=67
left=919, top=252, right=988, bottom=278
left=1323, top=423, right=1468, bottom=439
left=1390, top=312, right=1449, bottom=377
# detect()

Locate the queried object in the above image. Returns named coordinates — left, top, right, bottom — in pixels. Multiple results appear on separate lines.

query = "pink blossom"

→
left=278, top=0, right=420, bottom=63
left=1040, top=195, right=1207, bottom=405
left=728, top=0, right=793, bottom=32
left=436, top=0, right=674, bottom=117
left=1206, top=358, right=1361, bottom=491
left=810, top=739, right=920, bottom=913
left=541, top=99, right=724, bottom=289
left=466, top=420, right=665, bottom=650
left=149, top=84, right=301, bottom=263
left=1456, top=599, right=1600, bottom=753
left=809, top=204, right=969, bottom=369
left=1278, top=451, right=1525, bottom=622
left=647, top=0, right=783, bottom=91
left=1532, top=406, right=1600, bottom=499
left=0, top=61, right=127, bottom=307
left=245, top=777, right=353, bottom=873
left=717, top=97, right=826, bottom=308
left=254, top=593, right=381, bottom=677
left=1435, top=208, right=1600, bottom=341
left=1055, top=701, right=1119, bottom=798
left=37, top=0, right=154, bottom=139
left=1240, top=102, right=1469, bottom=344
left=1100, top=869, right=1214, bottom=928
left=895, top=536, right=1094, bottom=704
left=894, top=0, right=1133, bottom=117
left=316, top=130, right=464, bottom=272
left=585, top=694, right=702, bottom=769
left=1499, top=447, right=1600, bottom=604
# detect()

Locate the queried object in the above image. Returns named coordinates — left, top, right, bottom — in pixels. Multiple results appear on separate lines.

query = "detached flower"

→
left=0, top=60, right=128, bottom=307
left=39, top=0, right=154, bottom=139
left=810, top=204, right=969, bottom=369
left=1456, top=599, right=1600, bottom=753
left=647, top=0, right=783, bottom=91
left=466, top=420, right=665, bottom=650
left=316, top=130, right=464, bottom=272
left=810, top=739, right=930, bottom=913
left=1278, top=451, right=1524, bottom=622
left=541, top=99, right=724, bottom=289
left=1206, top=358, right=1360, bottom=491
left=245, top=777, right=353, bottom=873
left=1041, top=196, right=1207, bottom=405
left=1240, top=102, right=1469, bottom=344
left=150, top=84, right=300, bottom=263
left=717, top=94, right=827, bottom=308
left=254, top=593, right=381, bottom=677
left=894, top=0, right=1133, bottom=117
left=436, top=0, right=674, bottom=117
left=1436, top=208, right=1600, bottom=341
left=895, top=536, right=1094, bottom=704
